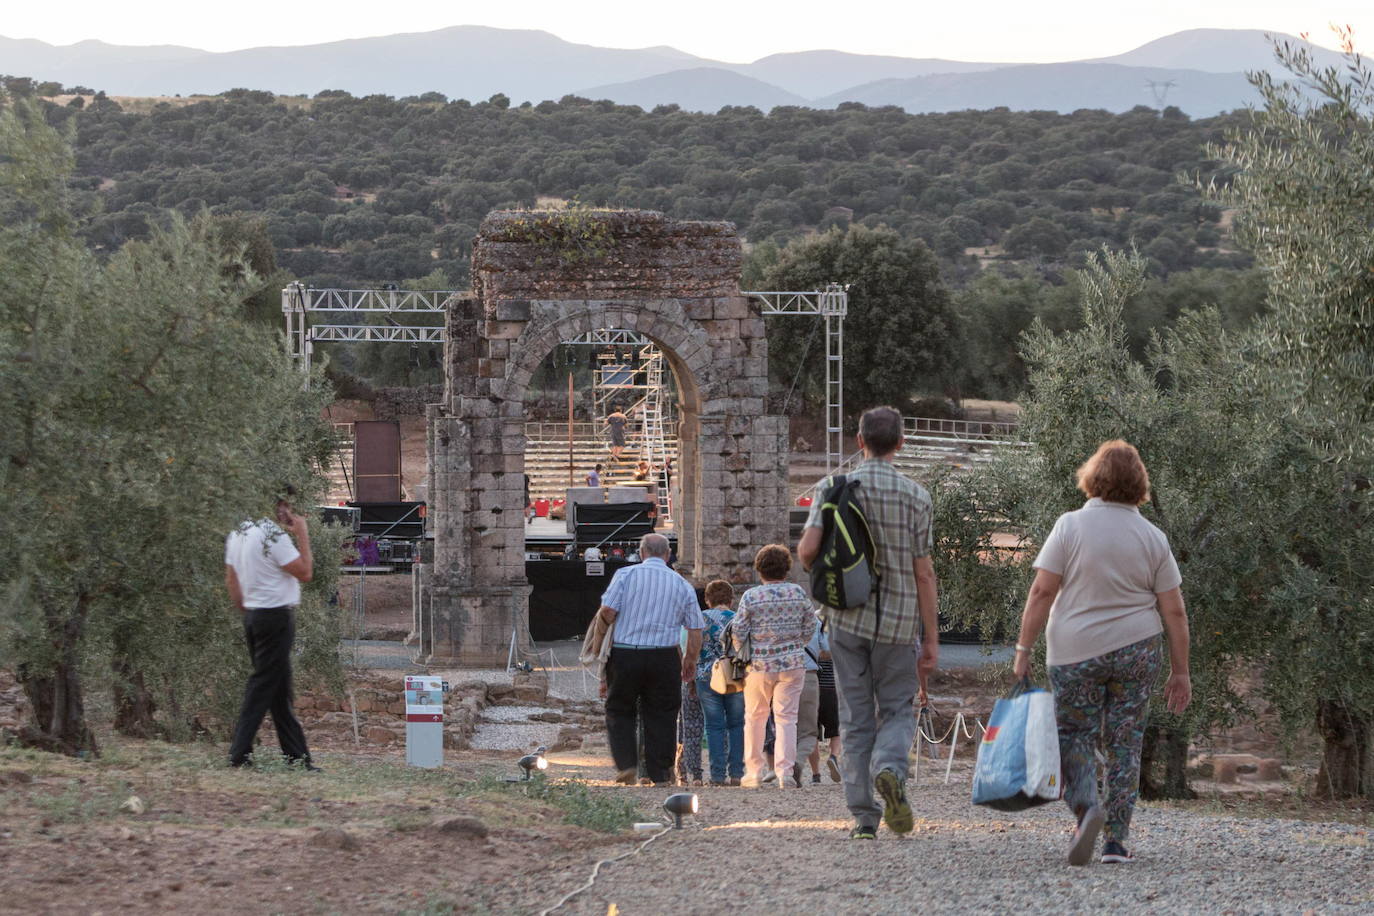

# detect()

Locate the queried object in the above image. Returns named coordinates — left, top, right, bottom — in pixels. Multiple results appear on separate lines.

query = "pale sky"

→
left=2, top=0, right=1359, bottom=62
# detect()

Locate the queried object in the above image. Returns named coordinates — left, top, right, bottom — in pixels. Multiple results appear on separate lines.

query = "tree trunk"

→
left=1139, top=723, right=1196, bottom=800
left=111, top=629, right=163, bottom=739
left=1315, top=699, right=1371, bottom=799
left=112, top=661, right=162, bottom=739
left=16, top=595, right=98, bottom=757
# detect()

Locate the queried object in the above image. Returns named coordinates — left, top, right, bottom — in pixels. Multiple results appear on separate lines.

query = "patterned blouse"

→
left=695, top=606, right=736, bottom=680
left=733, top=582, right=814, bottom=673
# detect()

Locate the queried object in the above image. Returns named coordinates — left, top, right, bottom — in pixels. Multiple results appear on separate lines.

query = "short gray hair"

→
left=639, top=533, right=670, bottom=559
left=859, top=406, right=903, bottom=456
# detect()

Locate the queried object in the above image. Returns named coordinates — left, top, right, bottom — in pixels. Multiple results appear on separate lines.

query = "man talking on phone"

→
left=225, top=485, right=317, bottom=769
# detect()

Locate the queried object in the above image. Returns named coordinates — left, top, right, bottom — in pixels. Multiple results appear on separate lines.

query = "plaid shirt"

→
left=805, top=457, right=933, bottom=644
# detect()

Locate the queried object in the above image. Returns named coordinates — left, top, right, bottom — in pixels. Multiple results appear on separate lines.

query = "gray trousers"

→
left=795, top=670, right=821, bottom=766
left=830, top=625, right=919, bottom=826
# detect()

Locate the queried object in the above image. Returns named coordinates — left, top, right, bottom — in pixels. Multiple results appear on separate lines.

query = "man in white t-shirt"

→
left=225, top=489, right=316, bottom=769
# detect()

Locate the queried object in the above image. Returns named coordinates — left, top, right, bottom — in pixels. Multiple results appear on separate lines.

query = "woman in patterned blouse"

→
left=733, top=544, right=816, bottom=789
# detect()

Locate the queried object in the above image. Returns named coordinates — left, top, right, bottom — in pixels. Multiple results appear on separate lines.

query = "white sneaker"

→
left=761, top=768, right=777, bottom=784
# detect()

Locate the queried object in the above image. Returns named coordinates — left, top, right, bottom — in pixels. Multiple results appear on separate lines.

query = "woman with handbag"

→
left=1012, top=440, right=1192, bottom=866
left=734, top=545, right=815, bottom=789
left=696, top=580, right=744, bottom=786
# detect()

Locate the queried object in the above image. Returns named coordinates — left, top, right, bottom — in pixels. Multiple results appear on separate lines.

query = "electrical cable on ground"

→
left=537, top=823, right=671, bottom=916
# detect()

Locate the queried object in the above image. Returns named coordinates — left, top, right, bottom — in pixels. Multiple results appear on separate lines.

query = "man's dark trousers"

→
left=228, top=607, right=311, bottom=765
left=605, top=647, right=681, bottom=782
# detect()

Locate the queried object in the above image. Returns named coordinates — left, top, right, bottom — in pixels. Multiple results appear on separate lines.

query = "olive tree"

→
left=1205, top=32, right=1374, bottom=797
left=0, top=98, right=341, bottom=755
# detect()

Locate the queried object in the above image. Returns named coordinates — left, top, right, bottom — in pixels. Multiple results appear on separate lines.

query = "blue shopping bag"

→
left=971, top=678, right=1062, bottom=811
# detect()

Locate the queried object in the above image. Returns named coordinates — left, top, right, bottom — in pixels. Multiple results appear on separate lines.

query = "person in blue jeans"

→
left=696, top=579, right=744, bottom=786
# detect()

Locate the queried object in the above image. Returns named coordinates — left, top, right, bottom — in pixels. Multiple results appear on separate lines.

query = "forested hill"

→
left=39, top=88, right=1249, bottom=291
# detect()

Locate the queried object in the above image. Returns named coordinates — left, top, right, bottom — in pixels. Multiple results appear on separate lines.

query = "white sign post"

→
left=405, top=675, right=446, bottom=768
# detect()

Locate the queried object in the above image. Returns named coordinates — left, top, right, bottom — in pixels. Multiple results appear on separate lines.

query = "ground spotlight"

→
left=517, top=746, right=549, bottom=781
left=662, top=792, right=698, bottom=829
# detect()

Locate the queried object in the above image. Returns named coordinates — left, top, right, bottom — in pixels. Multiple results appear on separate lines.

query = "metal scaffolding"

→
left=282, top=281, right=850, bottom=471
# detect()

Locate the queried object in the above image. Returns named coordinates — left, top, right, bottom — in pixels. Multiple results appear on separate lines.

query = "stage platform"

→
left=523, top=515, right=676, bottom=553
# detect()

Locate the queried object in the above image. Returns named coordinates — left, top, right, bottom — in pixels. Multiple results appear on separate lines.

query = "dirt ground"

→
left=0, top=735, right=642, bottom=915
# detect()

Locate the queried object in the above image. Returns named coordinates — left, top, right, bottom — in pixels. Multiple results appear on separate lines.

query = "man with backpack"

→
left=799, top=405, right=939, bottom=839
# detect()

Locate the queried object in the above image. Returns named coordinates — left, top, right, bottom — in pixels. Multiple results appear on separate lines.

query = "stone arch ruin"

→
left=420, top=210, right=790, bottom=665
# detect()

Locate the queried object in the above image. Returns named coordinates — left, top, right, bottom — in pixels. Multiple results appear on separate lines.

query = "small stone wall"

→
left=373, top=385, right=443, bottom=419
left=472, top=210, right=741, bottom=301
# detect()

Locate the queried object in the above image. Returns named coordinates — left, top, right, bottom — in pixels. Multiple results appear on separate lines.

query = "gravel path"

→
left=541, top=753, right=1372, bottom=915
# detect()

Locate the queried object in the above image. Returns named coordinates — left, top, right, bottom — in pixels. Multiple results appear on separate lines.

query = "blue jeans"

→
left=696, top=675, right=744, bottom=781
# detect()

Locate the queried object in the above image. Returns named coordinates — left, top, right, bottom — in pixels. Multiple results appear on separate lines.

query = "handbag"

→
left=709, top=657, right=744, bottom=694
left=709, top=622, right=751, bottom=694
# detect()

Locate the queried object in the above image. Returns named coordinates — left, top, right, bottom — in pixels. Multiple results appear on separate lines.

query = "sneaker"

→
left=708, top=779, right=728, bottom=787
left=826, top=754, right=842, bottom=783
left=849, top=824, right=877, bottom=840
left=1069, top=806, right=1105, bottom=866
left=874, top=769, right=913, bottom=835
left=761, top=769, right=777, bottom=784
left=1101, top=841, right=1135, bottom=864
left=811, top=773, right=822, bottom=785
left=740, top=776, right=762, bottom=788
left=727, top=777, right=742, bottom=787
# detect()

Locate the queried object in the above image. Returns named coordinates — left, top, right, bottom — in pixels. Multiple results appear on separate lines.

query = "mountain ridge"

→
left=1, top=25, right=1349, bottom=114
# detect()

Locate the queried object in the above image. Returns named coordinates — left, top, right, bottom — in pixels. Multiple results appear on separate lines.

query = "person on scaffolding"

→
left=607, top=405, right=628, bottom=462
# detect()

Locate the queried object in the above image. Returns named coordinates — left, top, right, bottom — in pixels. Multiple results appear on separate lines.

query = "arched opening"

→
left=505, top=305, right=708, bottom=581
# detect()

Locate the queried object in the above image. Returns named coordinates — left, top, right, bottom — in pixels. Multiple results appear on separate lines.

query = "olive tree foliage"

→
left=747, top=225, right=957, bottom=416
left=0, top=97, right=342, bottom=756
left=1204, top=32, right=1374, bottom=797
left=933, top=250, right=1283, bottom=798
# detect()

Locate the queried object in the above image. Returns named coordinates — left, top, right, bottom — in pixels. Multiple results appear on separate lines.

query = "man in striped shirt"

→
left=595, top=533, right=705, bottom=785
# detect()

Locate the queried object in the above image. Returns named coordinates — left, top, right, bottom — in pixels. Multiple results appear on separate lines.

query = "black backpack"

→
left=809, top=474, right=879, bottom=613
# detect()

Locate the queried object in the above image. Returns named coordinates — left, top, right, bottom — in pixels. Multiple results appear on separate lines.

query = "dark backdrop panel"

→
left=355, top=420, right=402, bottom=502
left=526, top=560, right=708, bottom=642
left=526, top=559, right=633, bottom=641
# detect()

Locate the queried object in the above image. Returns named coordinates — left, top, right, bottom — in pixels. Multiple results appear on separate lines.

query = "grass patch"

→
left=29, top=783, right=124, bottom=823
left=457, top=773, right=642, bottom=833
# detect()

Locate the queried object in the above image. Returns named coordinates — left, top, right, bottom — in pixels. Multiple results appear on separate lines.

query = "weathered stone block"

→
left=494, top=300, right=532, bottom=321
left=483, top=321, right=525, bottom=340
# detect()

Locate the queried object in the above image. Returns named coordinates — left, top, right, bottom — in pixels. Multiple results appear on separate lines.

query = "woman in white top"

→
left=1012, top=440, right=1192, bottom=867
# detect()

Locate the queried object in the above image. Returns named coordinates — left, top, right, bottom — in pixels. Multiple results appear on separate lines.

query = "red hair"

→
left=1076, top=440, right=1151, bottom=505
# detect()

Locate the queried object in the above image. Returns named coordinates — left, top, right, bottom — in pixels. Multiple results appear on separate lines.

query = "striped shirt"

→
left=805, top=457, right=933, bottom=644
left=733, top=582, right=814, bottom=673
left=601, top=557, right=705, bottom=647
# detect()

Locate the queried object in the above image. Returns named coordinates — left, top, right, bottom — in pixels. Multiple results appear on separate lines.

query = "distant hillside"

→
left=820, top=64, right=1263, bottom=117
left=2, top=26, right=712, bottom=101
left=1088, top=27, right=1348, bottom=73
left=731, top=50, right=1004, bottom=100
left=1, top=25, right=1347, bottom=113
left=580, top=67, right=807, bottom=112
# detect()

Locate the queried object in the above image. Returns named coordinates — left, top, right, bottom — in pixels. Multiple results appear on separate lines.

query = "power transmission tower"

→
left=1145, top=79, right=1177, bottom=110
